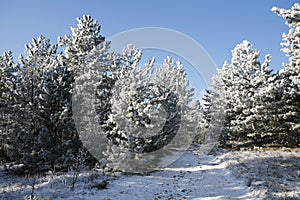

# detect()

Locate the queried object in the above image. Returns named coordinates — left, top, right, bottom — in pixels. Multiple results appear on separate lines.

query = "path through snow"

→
left=1, top=150, right=257, bottom=200
left=85, top=152, right=255, bottom=200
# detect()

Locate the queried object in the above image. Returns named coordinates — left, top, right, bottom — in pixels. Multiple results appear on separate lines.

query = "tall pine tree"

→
left=272, top=3, right=300, bottom=146
left=0, top=51, right=18, bottom=162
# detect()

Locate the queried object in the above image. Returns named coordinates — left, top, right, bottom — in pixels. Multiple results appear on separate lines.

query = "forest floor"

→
left=0, top=146, right=299, bottom=200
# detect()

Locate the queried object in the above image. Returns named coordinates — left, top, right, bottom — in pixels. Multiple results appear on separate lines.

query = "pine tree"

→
left=272, top=3, right=300, bottom=84
left=262, top=71, right=300, bottom=146
left=58, top=15, right=111, bottom=128
left=152, top=56, right=196, bottom=152
left=0, top=51, right=18, bottom=162
left=201, top=59, right=249, bottom=147
left=191, top=100, right=206, bottom=144
left=272, top=3, right=300, bottom=146
left=0, top=51, right=16, bottom=108
left=202, top=65, right=231, bottom=146
left=72, top=40, right=112, bottom=166
left=6, top=36, right=61, bottom=170
left=58, top=15, right=112, bottom=168
left=104, top=55, right=197, bottom=173
left=58, top=15, right=106, bottom=75
left=227, top=41, right=265, bottom=144
left=244, top=54, right=275, bottom=145
left=205, top=41, right=274, bottom=147
left=58, top=15, right=105, bottom=142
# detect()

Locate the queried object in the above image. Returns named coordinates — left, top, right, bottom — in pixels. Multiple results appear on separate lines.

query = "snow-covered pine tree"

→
left=0, top=51, right=18, bottom=162
left=7, top=36, right=60, bottom=171
left=58, top=15, right=106, bottom=75
left=197, top=91, right=211, bottom=144
left=96, top=45, right=142, bottom=133
left=191, top=100, right=206, bottom=144
left=59, top=16, right=157, bottom=170
left=228, top=41, right=261, bottom=145
left=0, top=51, right=16, bottom=108
left=106, top=52, right=196, bottom=173
left=212, top=40, right=273, bottom=147
left=37, top=54, right=75, bottom=169
left=58, top=15, right=107, bottom=141
left=152, top=57, right=196, bottom=152
left=103, top=51, right=155, bottom=173
left=201, top=64, right=231, bottom=146
left=272, top=3, right=300, bottom=146
left=72, top=39, right=112, bottom=168
left=244, top=54, right=276, bottom=146
left=58, top=15, right=111, bottom=168
left=272, top=3, right=300, bottom=84
left=104, top=54, right=197, bottom=173
left=260, top=70, right=300, bottom=147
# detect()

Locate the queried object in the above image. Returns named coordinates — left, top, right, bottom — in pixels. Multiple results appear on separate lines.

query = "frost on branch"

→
left=273, top=3, right=300, bottom=84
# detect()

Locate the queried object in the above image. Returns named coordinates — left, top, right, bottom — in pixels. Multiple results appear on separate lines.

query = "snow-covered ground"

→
left=0, top=147, right=299, bottom=200
left=218, top=148, right=300, bottom=200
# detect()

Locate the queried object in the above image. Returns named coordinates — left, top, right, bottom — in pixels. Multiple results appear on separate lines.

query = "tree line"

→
left=201, top=4, right=300, bottom=148
left=0, top=3, right=299, bottom=174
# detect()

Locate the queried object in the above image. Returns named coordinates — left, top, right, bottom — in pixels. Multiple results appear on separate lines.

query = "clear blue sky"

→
left=0, top=0, right=297, bottom=98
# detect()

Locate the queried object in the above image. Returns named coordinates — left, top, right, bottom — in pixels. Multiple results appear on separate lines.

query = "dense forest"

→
left=0, top=3, right=299, bottom=174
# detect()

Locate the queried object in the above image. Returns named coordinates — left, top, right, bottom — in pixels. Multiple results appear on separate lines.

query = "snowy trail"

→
left=60, top=152, right=255, bottom=200
left=88, top=155, right=253, bottom=200
left=2, top=149, right=298, bottom=199
left=1, top=151, right=257, bottom=200
left=1, top=150, right=299, bottom=200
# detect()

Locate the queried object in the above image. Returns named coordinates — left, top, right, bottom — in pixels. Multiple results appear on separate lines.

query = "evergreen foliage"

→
left=1, top=4, right=300, bottom=174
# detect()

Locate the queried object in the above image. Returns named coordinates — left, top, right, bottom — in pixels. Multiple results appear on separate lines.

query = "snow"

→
left=1, top=147, right=299, bottom=199
left=218, top=148, right=300, bottom=199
